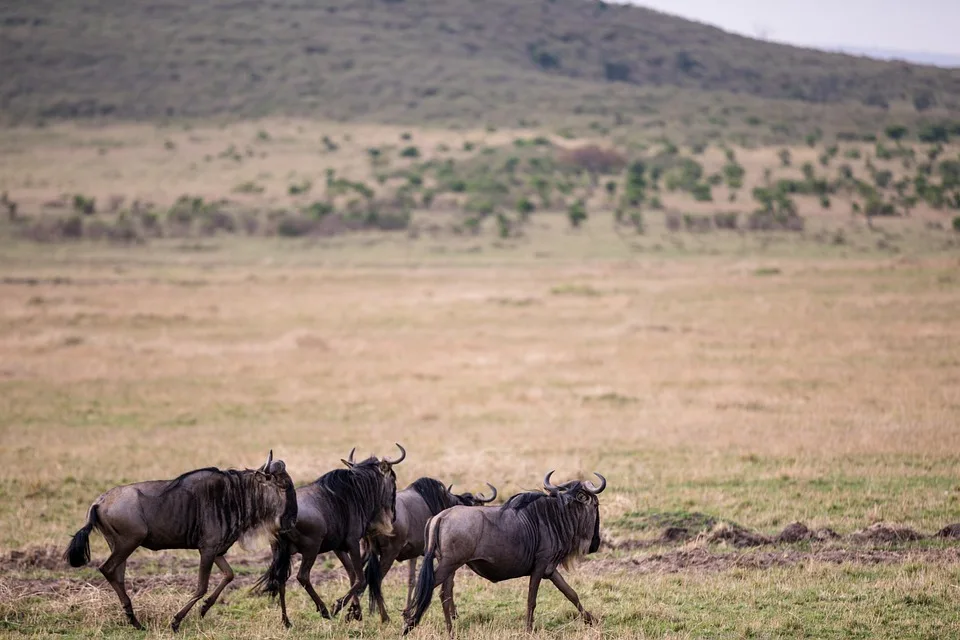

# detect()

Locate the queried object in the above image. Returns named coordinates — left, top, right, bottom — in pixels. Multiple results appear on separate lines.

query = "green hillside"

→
left=2, top=0, right=960, bottom=141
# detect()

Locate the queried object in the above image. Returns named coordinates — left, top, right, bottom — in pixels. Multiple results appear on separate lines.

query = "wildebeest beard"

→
left=500, top=482, right=601, bottom=569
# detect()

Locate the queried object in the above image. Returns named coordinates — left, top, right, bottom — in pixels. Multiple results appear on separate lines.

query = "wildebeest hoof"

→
left=129, top=619, right=144, bottom=631
left=282, top=616, right=292, bottom=629
left=345, top=601, right=363, bottom=622
left=583, top=610, right=596, bottom=625
left=170, top=619, right=181, bottom=633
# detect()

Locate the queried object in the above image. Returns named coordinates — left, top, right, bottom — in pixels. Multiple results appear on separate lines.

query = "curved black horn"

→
left=384, top=443, right=406, bottom=465
left=447, top=483, right=454, bottom=494
left=261, top=449, right=273, bottom=471
left=585, top=472, right=607, bottom=494
left=543, top=470, right=560, bottom=493
left=347, top=447, right=356, bottom=463
left=477, top=482, right=498, bottom=504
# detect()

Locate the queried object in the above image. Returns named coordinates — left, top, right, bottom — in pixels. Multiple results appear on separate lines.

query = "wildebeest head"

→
left=446, top=482, right=498, bottom=507
left=252, top=449, right=298, bottom=536
left=343, top=443, right=406, bottom=531
left=543, top=470, right=606, bottom=555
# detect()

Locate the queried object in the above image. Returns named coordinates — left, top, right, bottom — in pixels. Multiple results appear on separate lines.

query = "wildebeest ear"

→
left=268, top=460, right=286, bottom=475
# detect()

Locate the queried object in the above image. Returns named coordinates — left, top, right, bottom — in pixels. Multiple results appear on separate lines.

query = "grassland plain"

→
left=1, top=229, right=959, bottom=638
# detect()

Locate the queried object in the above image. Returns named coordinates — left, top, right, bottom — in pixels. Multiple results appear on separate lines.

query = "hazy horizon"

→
left=630, top=0, right=960, bottom=64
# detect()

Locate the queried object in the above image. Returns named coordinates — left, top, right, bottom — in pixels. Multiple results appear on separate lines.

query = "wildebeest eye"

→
left=577, top=492, right=589, bottom=503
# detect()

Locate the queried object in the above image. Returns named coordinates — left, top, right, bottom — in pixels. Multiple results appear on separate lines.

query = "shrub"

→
left=885, top=125, right=909, bottom=141
left=820, top=194, right=831, bottom=209
left=495, top=212, right=512, bottom=238
left=873, top=170, right=893, bottom=189
left=305, top=201, right=334, bottom=218
left=233, top=181, right=264, bottom=194
left=691, top=183, right=712, bottom=202
left=722, top=162, right=745, bottom=189
left=288, top=180, right=312, bottom=196
left=73, top=194, right=96, bottom=215
left=567, top=200, right=588, bottom=228
left=844, top=148, right=862, bottom=160
left=516, top=197, right=535, bottom=219
left=953, top=216, right=960, bottom=232
left=400, top=146, right=421, bottom=158
left=322, top=136, right=339, bottom=152
left=778, top=149, right=792, bottom=167
left=556, top=145, right=627, bottom=175
left=918, top=123, right=949, bottom=144
left=713, top=212, right=738, bottom=229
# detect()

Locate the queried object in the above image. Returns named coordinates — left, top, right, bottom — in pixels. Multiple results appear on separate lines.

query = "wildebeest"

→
left=255, top=443, right=406, bottom=627
left=362, top=477, right=498, bottom=622
left=402, top=470, right=606, bottom=636
left=63, top=451, right=297, bottom=632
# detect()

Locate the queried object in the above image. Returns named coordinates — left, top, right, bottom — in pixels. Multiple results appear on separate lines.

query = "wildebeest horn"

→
left=585, top=472, right=606, bottom=494
left=260, top=449, right=273, bottom=472
left=543, top=470, right=560, bottom=493
left=347, top=447, right=356, bottom=463
left=384, top=443, right=406, bottom=465
left=447, top=483, right=454, bottom=493
left=477, top=483, right=497, bottom=503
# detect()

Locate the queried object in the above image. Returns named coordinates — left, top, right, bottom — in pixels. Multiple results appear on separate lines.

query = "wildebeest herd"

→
left=64, top=444, right=607, bottom=636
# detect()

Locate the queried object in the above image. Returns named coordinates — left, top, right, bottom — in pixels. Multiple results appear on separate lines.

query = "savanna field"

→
left=1, top=115, right=960, bottom=640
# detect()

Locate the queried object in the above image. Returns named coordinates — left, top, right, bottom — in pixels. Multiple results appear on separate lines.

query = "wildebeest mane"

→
left=501, top=484, right=595, bottom=567
left=157, top=466, right=224, bottom=495
left=500, top=490, right=549, bottom=511
left=409, top=477, right=453, bottom=516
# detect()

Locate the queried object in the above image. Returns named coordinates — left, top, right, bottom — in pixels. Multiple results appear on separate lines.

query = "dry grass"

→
left=1, top=231, right=959, bottom=636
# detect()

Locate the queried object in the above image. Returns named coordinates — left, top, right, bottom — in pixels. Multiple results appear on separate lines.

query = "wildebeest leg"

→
left=448, top=572, right=459, bottom=619
left=371, top=551, right=397, bottom=623
left=296, top=549, right=331, bottom=619
left=549, top=571, right=595, bottom=625
left=171, top=549, right=216, bottom=632
left=199, top=556, right=234, bottom=618
left=406, top=558, right=417, bottom=609
left=99, top=542, right=143, bottom=630
left=332, top=549, right=363, bottom=621
left=439, top=575, right=456, bottom=637
left=525, top=570, right=544, bottom=632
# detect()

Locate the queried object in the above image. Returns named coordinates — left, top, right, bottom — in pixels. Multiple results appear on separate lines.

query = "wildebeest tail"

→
left=63, top=504, right=99, bottom=568
left=364, top=544, right=383, bottom=614
left=252, top=532, right=293, bottom=598
left=404, top=518, right=440, bottom=632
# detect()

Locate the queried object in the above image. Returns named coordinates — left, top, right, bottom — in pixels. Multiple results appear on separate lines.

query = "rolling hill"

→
left=2, top=0, right=960, bottom=141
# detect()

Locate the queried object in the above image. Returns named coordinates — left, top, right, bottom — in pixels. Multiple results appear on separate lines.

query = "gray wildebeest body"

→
left=362, top=477, right=497, bottom=622
left=402, top=470, right=606, bottom=636
left=63, top=451, right=297, bottom=631
left=255, top=443, right=406, bottom=627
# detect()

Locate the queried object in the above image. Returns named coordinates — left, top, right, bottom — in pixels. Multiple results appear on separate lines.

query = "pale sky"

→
left=629, top=0, right=960, bottom=56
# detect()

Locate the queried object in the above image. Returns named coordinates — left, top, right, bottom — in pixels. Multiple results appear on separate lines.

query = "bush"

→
left=288, top=180, right=312, bottom=196
left=713, top=212, right=738, bottom=229
left=778, top=149, right=792, bottom=167
left=73, top=194, right=96, bottom=215
left=400, top=146, right=421, bottom=158
left=953, top=216, right=960, bottom=232
left=873, top=170, right=893, bottom=189
left=722, top=162, right=745, bottom=189
left=691, top=183, right=712, bottom=202
left=885, top=124, right=909, bottom=141
left=516, top=197, right=535, bottom=219
left=556, top=145, right=627, bottom=175
left=567, top=200, right=588, bottom=228
left=918, top=123, right=949, bottom=144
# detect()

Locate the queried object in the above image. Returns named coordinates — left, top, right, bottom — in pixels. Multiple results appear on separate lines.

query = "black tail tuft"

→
left=63, top=505, right=98, bottom=568
left=405, top=547, right=436, bottom=632
left=364, top=546, right=383, bottom=614
left=252, top=533, right=293, bottom=599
